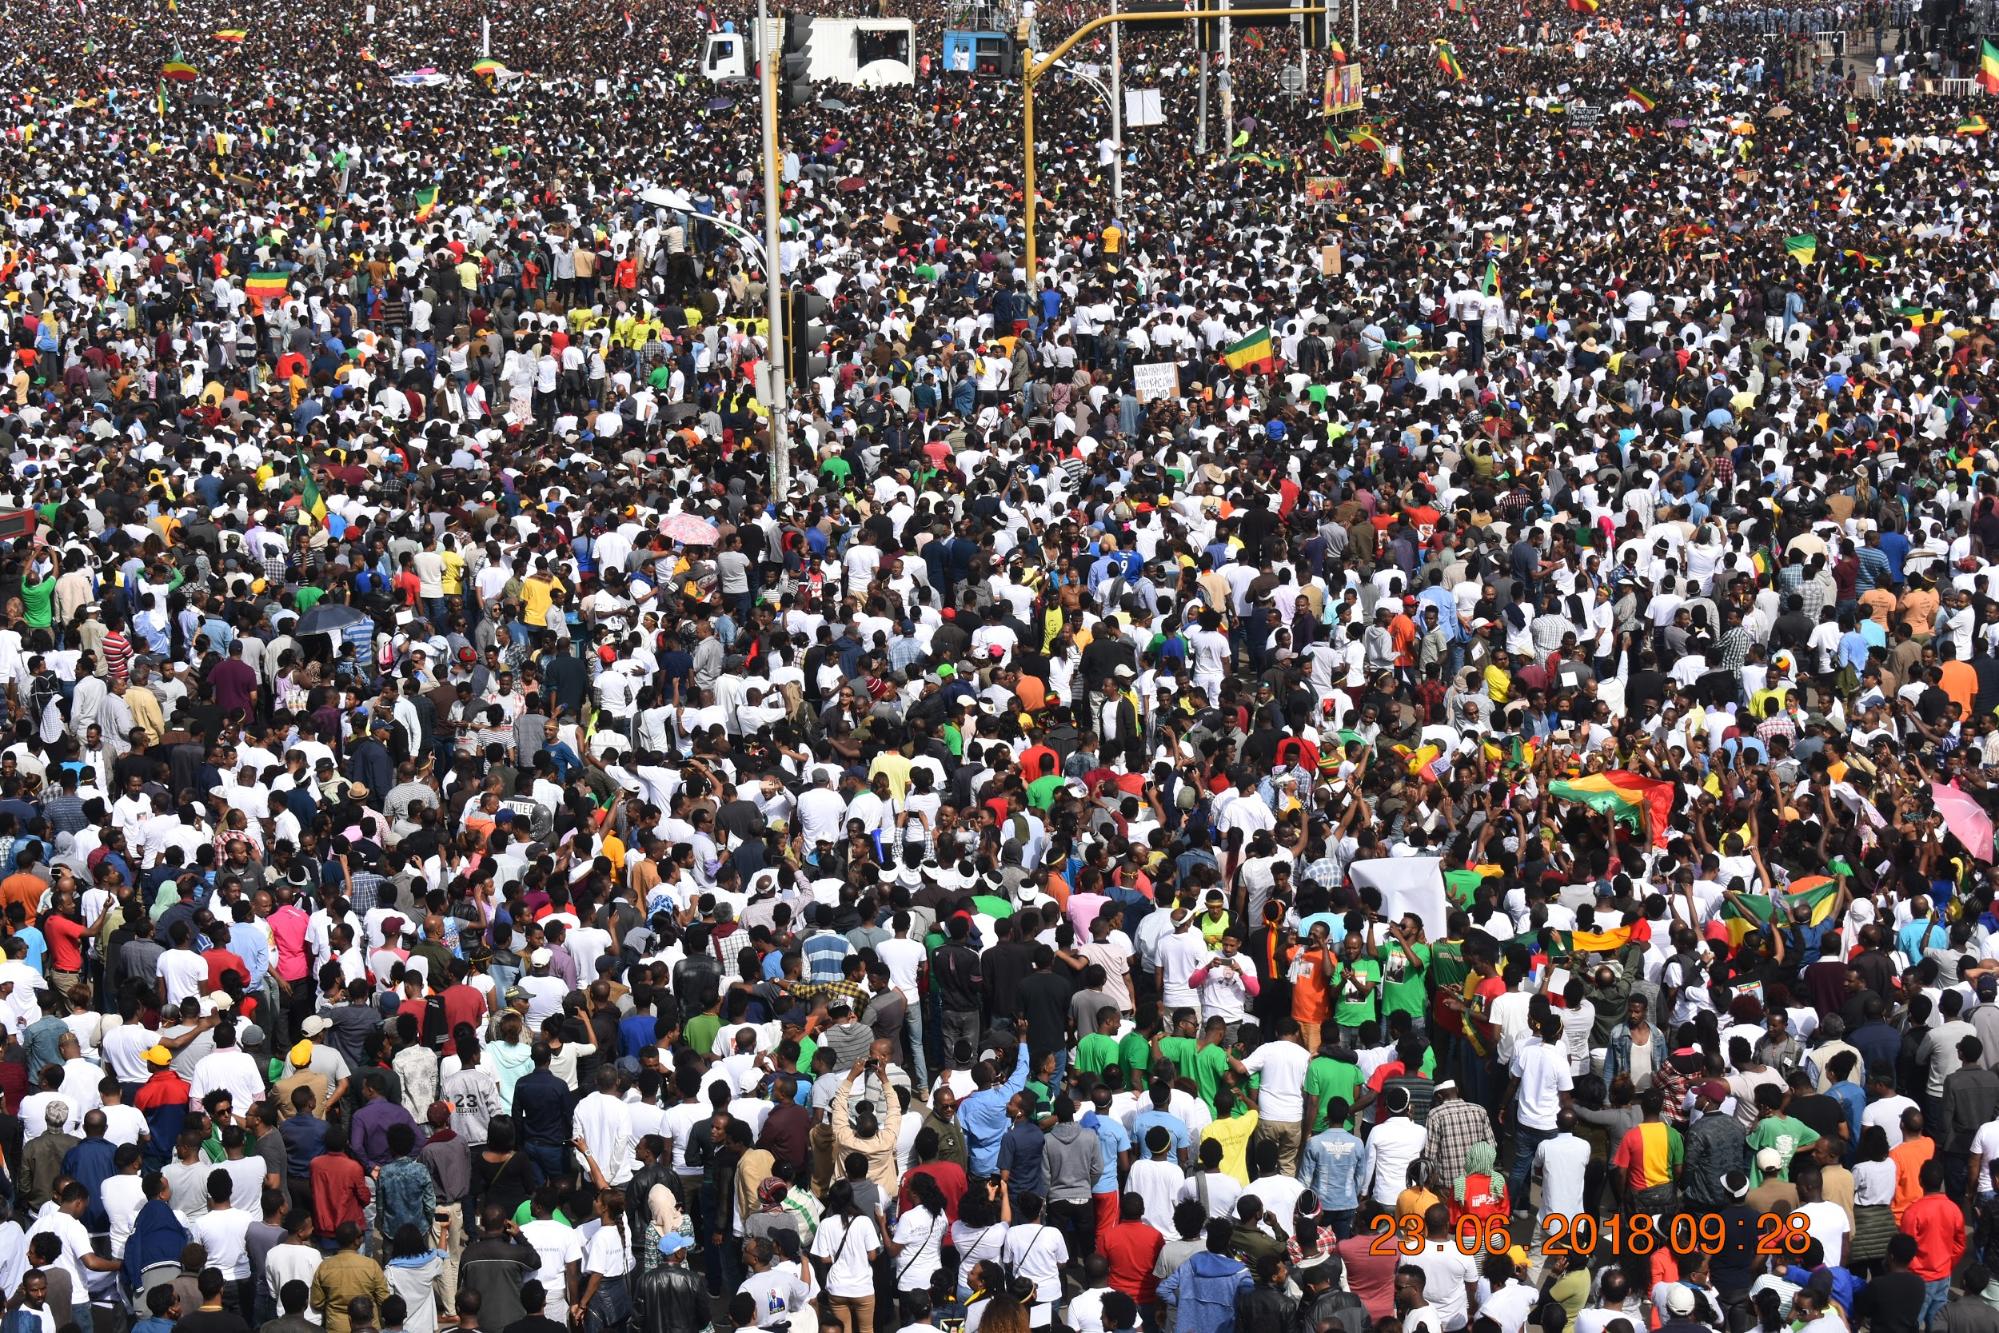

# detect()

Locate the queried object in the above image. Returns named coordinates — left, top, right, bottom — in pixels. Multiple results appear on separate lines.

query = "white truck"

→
left=699, top=17, right=917, bottom=87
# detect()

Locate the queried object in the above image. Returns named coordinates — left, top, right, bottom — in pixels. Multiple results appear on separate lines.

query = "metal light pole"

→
left=1219, top=0, right=1232, bottom=141
left=1020, top=6, right=1325, bottom=273
left=1197, top=48, right=1209, bottom=153
left=760, top=0, right=790, bottom=500
left=1110, top=0, right=1124, bottom=205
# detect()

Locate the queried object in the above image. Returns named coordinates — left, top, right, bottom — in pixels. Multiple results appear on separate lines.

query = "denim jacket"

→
left=1299, top=1126, right=1365, bottom=1213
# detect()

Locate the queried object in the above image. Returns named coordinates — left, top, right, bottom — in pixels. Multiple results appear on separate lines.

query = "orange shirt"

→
left=1941, top=659, right=1977, bottom=720
left=1890, top=1136, right=1935, bottom=1223
left=1904, top=1193, right=1967, bottom=1280
left=0, top=872, right=44, bottom=917
left=1287, top=945, right=1333, bottom=1023
left=1388, top=613, right=1418, bottom=667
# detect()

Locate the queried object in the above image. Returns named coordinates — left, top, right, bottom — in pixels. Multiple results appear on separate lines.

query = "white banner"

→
left=1125, top=88, right=1165, bottom=127
left=1349, top=856, right=1448, bottom=941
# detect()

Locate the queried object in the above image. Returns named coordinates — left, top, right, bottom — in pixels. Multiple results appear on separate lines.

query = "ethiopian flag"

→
left=1481, top=257, right=1501, bottom=298
left=1960, top=114, right=1989, bottom=135
left=244, top=271, right=289, bottom=303
left=213, top=28, right=246, bottom=41
left=1784, top=233, right=1818, bottom=267
left=1515, top=925, right=1636, bottom=957
left=1327, top=36, right=1347, bottom=62
left=1719, top=876, right=1840, bottom=947
left=1843, top=249, right=1886, bottom=269
left=1548, top=771, right=1674, bottom=845
left=161, top=60, right=199, bottom=81
left=1626, top=85, right=1656, bottom=112
left=298, top=458, right=328, bottom=525
left=413, top=185, right=440, bottom=220
left=1223, top=326, right=1274, bottom=372
left=1436, top=41, right=1465, bottom=80
left=1981, top=38, right=1999, bottom=93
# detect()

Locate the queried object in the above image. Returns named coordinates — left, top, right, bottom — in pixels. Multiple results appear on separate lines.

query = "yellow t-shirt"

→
left=1102, top=223, right=1124, bottom=254
left=521, top=574, right=563, bottom=626
left=1200, top=1108, right=1259, bottom=1184
left=440, top=549, right=466, bottom=596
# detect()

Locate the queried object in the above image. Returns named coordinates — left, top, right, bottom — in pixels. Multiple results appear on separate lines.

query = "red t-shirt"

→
left=1904, top=1194, right=1966, bottom=1280
left=44, top=912, right=86, bottom=974
left=440, top=982, right=488, bottom=1036
left=202, top=947, right=250, bottom=991
left=1099, top=1219, right=1165, bottom=1303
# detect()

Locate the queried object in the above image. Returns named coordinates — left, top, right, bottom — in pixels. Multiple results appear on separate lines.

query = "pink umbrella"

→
left=659, top=512, right=720, bottom=546
left=1932, top=781, right=1995, bottom=863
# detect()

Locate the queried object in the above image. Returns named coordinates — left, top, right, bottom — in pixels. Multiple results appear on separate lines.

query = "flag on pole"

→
left=1784, top=233, right=1818, bottom=266
left=1222, top=326, right=1275, bottom=371
left=413, top=185, right=440, bottom=219
left=1719, top=876, right=1840, bottom=947
left=1327, top=36, right=1347, bottom=61
left=1626, top=85, right=1656, bottom=112
left=1480, top=257, right=1500, bottom=297
left=1547, top=771, right=1674, bottom=845
left=1435, top=40, right=1464, bottom=79
left=1981, top=38, right=1999, bottom=93
left=154, top=79, right=166, bottom=119
left=161, top=60, right=199, bottom=81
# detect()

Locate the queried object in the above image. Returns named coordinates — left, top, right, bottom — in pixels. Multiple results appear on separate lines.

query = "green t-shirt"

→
left=1378, top=941, right=1431, bottom=1018
left=1118, top=1031, right=1154, bottom=1089
left=820, top=455, right=852, bottom=484
left=1192, top=1042, right=1232, bottom=1111
left=295, top=584, right=329, bottom=613
left=685, top=1012, right=722, bottom=1055
left=1156, top=1034, right=1199, bottom=1083
left=1330, top=958, right=1381, bottom=1027
left=1026, top=773, right=1068, bottom=810
left=1025, top=1077, right=1051, bottom=1113
left=20, top=575, right=54, bottom=629
left=1076, top=1032, right=1121, bottom=1076
left=1304, top=1055, right=1365, bottom=1131
left=794, top=1036, right=818, bottom=1075
left=1745, top=1115, right=1820, bottom=1185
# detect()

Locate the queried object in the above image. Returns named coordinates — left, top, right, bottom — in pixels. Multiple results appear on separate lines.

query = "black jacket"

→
left=633, top=1261, right=709, bottom=1333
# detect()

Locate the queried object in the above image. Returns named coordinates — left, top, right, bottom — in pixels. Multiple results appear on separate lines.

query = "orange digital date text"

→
left=1368, top=1211, right=1815, bottom=1258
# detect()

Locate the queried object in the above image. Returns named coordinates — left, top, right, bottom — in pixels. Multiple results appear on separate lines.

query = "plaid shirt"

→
left=344, top=871, right=385, bottom=915
left=1420, top=1096, right=1496, bottom=1187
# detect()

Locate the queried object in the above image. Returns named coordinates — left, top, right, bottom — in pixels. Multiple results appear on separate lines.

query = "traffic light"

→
left=1196, top=2, right=1221, bottom=51
left=786, top=287, right=829, bottom=394
left=1303, top=1, right=1336, bottom=46
left=1127, top=0, right=1191, bottom=41
left=780, top=15, right=813, bottom=111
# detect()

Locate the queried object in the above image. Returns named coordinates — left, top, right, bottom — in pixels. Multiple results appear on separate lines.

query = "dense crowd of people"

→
left=8, top=3, right=1999, bottom=1333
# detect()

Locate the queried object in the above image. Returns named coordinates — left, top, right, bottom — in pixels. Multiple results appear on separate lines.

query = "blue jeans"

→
left=525, top=1140, right=567, bottom=1180
left=1509, top=1123, right=1554, bottom=1207
left=1923, top=1277, right=1951, bottom=1330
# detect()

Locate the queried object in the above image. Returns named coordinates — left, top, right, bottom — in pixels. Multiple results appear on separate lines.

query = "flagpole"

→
left=760, top=0, right=790, bottom=501
left=1110, top=0, right=1123, bottom=206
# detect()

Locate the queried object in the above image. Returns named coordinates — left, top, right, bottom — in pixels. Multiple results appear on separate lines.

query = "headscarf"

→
left=647, top=1182, right=684, bottom=1237
left=122, top=1197, right=190, bottom=1289
left=1454, top=1140, right=1500, bottom=1205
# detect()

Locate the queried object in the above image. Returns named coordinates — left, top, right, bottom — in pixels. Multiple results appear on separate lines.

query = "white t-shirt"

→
left=195, top=1206, right=256, bottom=1279
left=811, top=1216, right=881, bottom=1298
left=1241, top=1040, right=1310, bottom=1123
left=890, top=1206, right=948, bottom=1288
left=521, top=1218, right=584, bottom=1291
left=1796, top=1200, right=1850, bottom=1264
left=1510, top=1040, right=1574, bottom=1131
left=1001, top=1223, right=1069, bottom=1316
left=584, top=1223, right=634, bottom=1278
left=1410, top=1241, right=1481, bottom=1331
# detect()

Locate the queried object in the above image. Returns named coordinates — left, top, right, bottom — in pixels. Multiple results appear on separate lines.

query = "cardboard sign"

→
left=1131, top=360, right=1181, bottom=403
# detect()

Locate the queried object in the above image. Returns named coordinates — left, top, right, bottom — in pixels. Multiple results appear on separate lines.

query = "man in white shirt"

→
left=1506, top=1012, right=1574, bottom=1204
left=1232, top=1020, right=1310, bottom=1174
left=1358, top=1085, right=1428, bottom=1208
left=573, top=1066, right=636, bottom=1184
